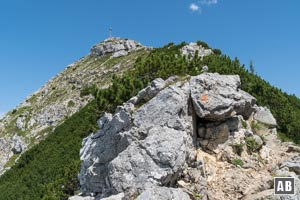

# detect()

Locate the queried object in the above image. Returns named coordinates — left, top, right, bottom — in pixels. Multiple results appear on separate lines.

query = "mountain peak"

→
left=90, top=37, right=146, bottom=58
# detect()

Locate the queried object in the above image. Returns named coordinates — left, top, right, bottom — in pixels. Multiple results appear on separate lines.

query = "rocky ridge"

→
left=181, top=42, right=213, bottom=58
left=0, top=37, right=148, bottom=174
left=90, top=37, right=144, bottom=58
left=70, top=73, right=300, bottom=200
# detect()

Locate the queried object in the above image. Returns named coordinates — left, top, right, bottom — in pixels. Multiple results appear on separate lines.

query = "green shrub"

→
left=242, top=120, right=248, bottom=129
left=68, top=100, right=75, bottom=107
left=251, top=121, right=263, bottom=131
left=277, top=131, right=294, bottom=143
left=193, top=193, right=201, bottom=199
left=196, top=40, right=209, bottom=48
left=231, top=159, right=244, bottom=167
left=80, top=85, right=97, bottom=97
left=213, top=48, right=222, bottom=55
left=245, top=137, right=260, bottom=153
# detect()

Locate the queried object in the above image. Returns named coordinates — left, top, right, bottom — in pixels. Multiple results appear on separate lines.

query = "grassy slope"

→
left=0, top=42, right=299, bottom=199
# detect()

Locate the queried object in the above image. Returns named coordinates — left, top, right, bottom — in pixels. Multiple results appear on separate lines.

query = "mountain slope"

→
left=0, top=38, right=148, bottom=173
left=0, top=39, right=299, bottom=199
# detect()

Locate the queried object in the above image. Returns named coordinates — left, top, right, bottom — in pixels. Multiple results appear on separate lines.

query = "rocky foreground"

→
left=69, top=72, right=300, bottom=200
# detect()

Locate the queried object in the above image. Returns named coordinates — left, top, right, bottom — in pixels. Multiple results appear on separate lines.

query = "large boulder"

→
left=254, top=106, right=277, bottom=128
left=79, top=80, right=193, bottom=197
left=12, top=134, right=26, bottom=154
left=190, top=73, right=256, bottom=121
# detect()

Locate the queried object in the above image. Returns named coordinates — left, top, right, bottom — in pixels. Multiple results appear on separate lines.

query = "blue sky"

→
left=0, top=0, right=299, bottom=116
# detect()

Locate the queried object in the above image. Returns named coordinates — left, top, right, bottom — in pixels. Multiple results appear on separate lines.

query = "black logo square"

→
left=274, top=177, right=295, bottom=195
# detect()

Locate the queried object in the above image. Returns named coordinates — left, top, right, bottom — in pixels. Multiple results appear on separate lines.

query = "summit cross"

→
left=109, top=27, right=113, bottom=38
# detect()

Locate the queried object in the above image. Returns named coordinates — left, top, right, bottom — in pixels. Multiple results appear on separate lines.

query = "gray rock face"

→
left=181, top=42, right=212, bottom=58
left=90, top=38, right=144, bottom=58
left=190, top=73, right=256, bottom=121
left=128, top=78, right=166, bottom=105
left=252, top=135, right=264, bottom=149
left=16, top=116, right=26, bottom=130
left=12, top=135, right=26, bottom=154
left=281, top=156, right=300, bottom=174
left=35, top=104, right=69, bottom=127
left=0, top=138, right=13, bottom=171
left=198, top=116, right=242, bottom=151
left=79, top=79, right=193, bottom=197
left=136, top=187, right=191, bottom=200
left=254, top=106, right=277, bottom=128
left=111, top=50, right=128, bottom=58
left=202, top=65, right=209, bottom=72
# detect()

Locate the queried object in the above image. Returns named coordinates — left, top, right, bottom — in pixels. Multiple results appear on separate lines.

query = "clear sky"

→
left=0, top=0, right=299, bottom=116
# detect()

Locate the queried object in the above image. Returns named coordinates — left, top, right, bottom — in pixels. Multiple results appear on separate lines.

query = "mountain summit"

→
left=0, top=37, right=147, bottom=174
left=90, top=37, right=145, bottom=58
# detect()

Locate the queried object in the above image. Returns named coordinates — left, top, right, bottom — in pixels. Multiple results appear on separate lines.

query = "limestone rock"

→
left=198, top=116, right=242, bottom=151
left=181, top=42, right=212, bottom=58
left=0, top=138, right=13, bottom=171
left=111, top=50, right=128, bottom=58
left=190, top=73, right=256, bottom=121
left=16, top=116, right=26, bottom=130
left=202, top=65, right=209, bottom=72
left=287, top=144, right=300, bottom=153
left=252, top=135, right=264, bottom=149
left=136, top=187, right=191, bottom=200
left=260, top=146, right=271, bottom=160
left=281, top=156, right=300, bottom=174
left=90, top=38, right=144, bottom=58
left=254, top=106, right=277, bottom=128
left=108, top=126, right=188, bottom=195
left=35, top=104, right=69, bottom=127
left=129, top=78, right=167, bottom=105
left=12, top=135, right=26, bottom=154
left=79, top=80, right=193, bottom=197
